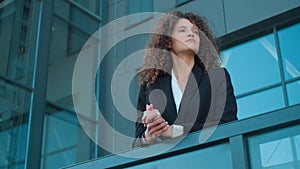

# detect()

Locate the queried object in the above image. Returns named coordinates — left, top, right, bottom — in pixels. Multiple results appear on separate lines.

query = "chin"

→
left=187, top=47, right=199, bottom=54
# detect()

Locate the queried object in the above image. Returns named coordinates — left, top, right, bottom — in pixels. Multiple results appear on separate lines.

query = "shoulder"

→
left=138, top=74, right=169, bottom=91
left=207, top=67, right=231, bottom=78
left=221, top=67, right=234, bottom=83
left=205, top=67, right=234, bottom=87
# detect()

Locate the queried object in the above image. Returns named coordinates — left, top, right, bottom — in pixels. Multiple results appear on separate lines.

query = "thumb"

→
left=146, top=104, right=153, bottom=111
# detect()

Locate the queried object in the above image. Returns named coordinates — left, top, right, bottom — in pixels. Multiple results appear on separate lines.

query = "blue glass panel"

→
left=237, top=87, right=285, bottom=119
left=222, top=34, right=281, bottom=95
left=45, top=147, right=77, bottom=169
left=128, top=0, right=141, bottom=14
left=42, top=107, right=96, bottom=169
left=0, top=80, right=30, bottom=169
left=141, top=0, right=153, bottom=12
left=50, top=0, right=100, bottom=110
left=128, top=0, right=153, bottom=14
left=0, top=124, right=28, bottom=169
left=47, top=16, right=91, bottom=110
left=127, top=0, right=153, bottom=25
left=0, top=1, right=35, bottom=86
left=248, top=124, right=300, bottom=169
left=71, top=0, right=100, bottom=16
left=278, top=23, right=300, bottom=80
left=286, top=80, right=300, bottom=106
left=0, top=4, right=14, bottom=79
left=44, top=112, right=78, bottom=153
left=125, top=143, right=232, bottom=169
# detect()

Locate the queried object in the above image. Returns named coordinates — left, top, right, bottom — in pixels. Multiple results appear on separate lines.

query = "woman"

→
left=133, top=11, right=237, bottom=147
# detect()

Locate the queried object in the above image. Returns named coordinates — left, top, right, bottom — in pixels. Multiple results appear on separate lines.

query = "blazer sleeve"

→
left=207, top=68, right=237, bottom=125
left=220, top=68, right=238, bottom=123
left=132, top=84, right=149, bottom=147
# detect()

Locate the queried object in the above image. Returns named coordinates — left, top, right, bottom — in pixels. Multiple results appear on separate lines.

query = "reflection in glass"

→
left=54, top=0, right=100, bottom=35
left=177, top=0, right=191, bottom=5
left=45, top=148, right=77, bottom=169
left=249, top=124, right=300, bottom=169
left=47, top=15, right=91, bottom=109
left=48, top=0, right=101, bottom=109
left=237, top=87, right=285, bottom=119
left=286, top=80, right=300, bottom=106
left=125, top=143, right=232, bottom=169
left=222, top=34, right=281, bottom=95
left=0, top=2, right=14, bottom=79
left=127, top=0, right=153, bottom=26
left=41, top=106, right=96, bottom=169
left=0, top=80, right=31, bottom=169
left=259, top=138, right=294, bottom=167
left=278, top=23, right=300, bottom=80
left=71, top=0, right=100, bottom=16
left=0, top=1, right=35, bottom=86
left=128, top=0, right=153, bottom=14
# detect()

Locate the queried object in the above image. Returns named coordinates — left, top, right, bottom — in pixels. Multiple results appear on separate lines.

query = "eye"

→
left=193, top=29, right=199, bottom=34
left=179, top=29, right=185, bottom=32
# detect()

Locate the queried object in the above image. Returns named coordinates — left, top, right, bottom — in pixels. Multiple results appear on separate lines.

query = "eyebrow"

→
left=176, top=25, right=198, bottom=30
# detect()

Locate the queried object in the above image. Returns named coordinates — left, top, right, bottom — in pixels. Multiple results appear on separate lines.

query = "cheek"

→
left=196, top=37, right=200, bottom=50
left=172, top=39, right=183, bottom=47
left=196, top=36, right=200, bottom=45
left=171, top=41, right=182, bottom=51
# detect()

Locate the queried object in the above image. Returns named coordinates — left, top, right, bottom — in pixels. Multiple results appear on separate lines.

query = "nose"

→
left=187, top=30, right=194, bottom=37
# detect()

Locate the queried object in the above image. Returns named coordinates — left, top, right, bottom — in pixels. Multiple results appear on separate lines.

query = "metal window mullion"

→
left=25, top=0, right=53, bottom=169
left=273, top=26, right=289, bottom=107
left=285, top=76, right=300, bottom=83
left=235, top=82, right=282, bottom=99
left=40, top=114, right=48, bottom=169
left=96, top=0, right=108, bottom=158
left=0, top=75, right=33, bottom=92
left=53, top=13, right=93, bottom=36
left=290, top=137, right=299, bottom=169
left=230, top=135, right=250, bottom=169
left=63, top=0, right=102, bottom=22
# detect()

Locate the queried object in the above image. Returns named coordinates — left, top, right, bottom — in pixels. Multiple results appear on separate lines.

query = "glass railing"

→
left=62, top=104, right=300, bottom=169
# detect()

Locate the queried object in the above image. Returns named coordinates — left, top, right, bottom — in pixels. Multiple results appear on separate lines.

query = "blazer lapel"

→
left=149, top=64, right=203, bottom=125
left=177, top=64, right=203, bottom=119
left=158, top=75, right=178, bottom=124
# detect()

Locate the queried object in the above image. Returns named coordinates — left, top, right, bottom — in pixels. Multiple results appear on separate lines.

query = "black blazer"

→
left=133, top=62, right=237, bottom=147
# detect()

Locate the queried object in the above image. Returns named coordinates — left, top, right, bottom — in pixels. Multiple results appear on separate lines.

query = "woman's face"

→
left=170, top=18, right=200, bottom=56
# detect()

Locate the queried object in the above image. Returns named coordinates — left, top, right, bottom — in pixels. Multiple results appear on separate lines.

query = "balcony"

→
left=63, top=104, right=300, bottom=169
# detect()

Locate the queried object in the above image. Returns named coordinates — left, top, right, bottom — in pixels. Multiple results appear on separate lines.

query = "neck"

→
left=171, top=53, right=194, bottom=81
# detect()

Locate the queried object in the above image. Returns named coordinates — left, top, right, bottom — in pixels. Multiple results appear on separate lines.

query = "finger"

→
left=145, top=112, right=161, bottom=124
left=142, top=113, right=147, bottom=125
left=141, top=111, right=155, bottom=126
left=151, top=123, right=169, bottom=137
left=152, top=126, right=169, bottom=137
left=147, top=117, right=165, bottom=129
left=149, top=121, right=168, bottom=135
left=143, top=104, right=150, bottom=124
left=146, top=104, right=153, bottom=111
left=143, top=109, right=159, bottom=120
left=142, top=109, right=156, bottom=122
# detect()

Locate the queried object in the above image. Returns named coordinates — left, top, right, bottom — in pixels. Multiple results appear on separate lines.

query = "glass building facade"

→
left=0, top=0, right=102, bottom=168
left=222, top=22, right=300, bottom=119
left=0, top=0, right=300, bottom=169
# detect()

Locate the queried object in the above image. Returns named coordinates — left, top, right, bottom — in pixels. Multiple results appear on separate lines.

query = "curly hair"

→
left=139, top=11, right=221, bottom=85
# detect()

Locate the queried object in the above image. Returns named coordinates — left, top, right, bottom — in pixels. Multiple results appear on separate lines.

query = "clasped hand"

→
left=142, top=104, right=173, bottom=142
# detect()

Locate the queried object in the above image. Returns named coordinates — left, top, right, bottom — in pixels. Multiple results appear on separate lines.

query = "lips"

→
left=185, top=39, right=196, bottom=43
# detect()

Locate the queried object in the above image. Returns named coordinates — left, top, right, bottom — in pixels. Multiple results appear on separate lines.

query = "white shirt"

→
left=171, top=69, right=183, bottom=113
